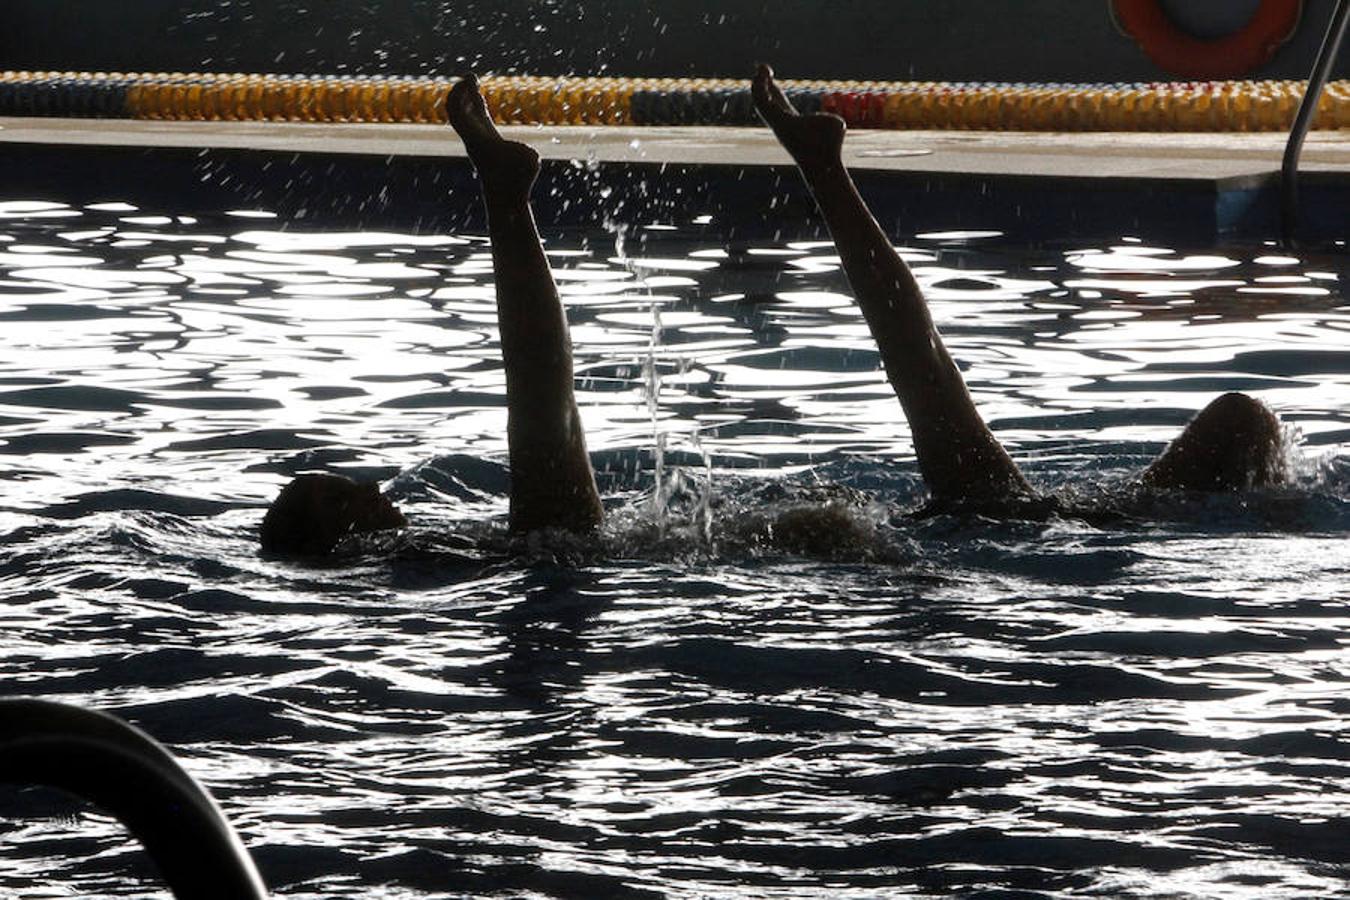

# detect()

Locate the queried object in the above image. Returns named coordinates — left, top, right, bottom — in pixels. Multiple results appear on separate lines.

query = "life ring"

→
left=1111, top=0, right=1303, bottom=79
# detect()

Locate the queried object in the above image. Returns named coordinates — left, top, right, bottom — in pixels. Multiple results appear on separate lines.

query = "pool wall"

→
left=4, top=1, right=1348, bottom=83
left=2, top=141, right=1336, bottom=244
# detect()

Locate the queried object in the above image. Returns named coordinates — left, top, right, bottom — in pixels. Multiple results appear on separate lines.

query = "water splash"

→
left=642, top=298, right=667, bottom=524
left=684, top=399, right=715, bottom=546
left=605, top=215, right=679, bottom=532
left=1282, top=421, right=1338, bottom=489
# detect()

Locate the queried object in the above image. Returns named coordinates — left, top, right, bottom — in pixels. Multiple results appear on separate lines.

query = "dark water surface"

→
left=0, top=199, right=1347, bottom=897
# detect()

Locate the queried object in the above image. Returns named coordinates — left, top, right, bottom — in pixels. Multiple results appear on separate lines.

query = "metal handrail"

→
left=0, top=699, right=269, bottom=899
left=1281, top=0, right=1350, bottom=244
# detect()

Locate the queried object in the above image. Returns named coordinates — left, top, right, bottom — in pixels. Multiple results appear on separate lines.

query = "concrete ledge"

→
left=0, top=119, right=1345, bottom=241
left=3, top=118, right=1350, bottom=186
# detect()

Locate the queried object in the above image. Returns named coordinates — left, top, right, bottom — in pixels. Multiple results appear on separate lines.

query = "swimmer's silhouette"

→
left=262, top=75, right=603, bottom=556
left=751, top=64, right=1286, bottom=507
left=448, top=74, right=604, bottom=533
left=0, top=699, right=268, bottom=899
left=260, top=473, right=406, bottom=556
left=1139, top=390, right=1285, bottom=491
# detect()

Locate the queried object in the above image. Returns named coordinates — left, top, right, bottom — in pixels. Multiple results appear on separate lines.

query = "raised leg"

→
left=1141, top=392, right=1286, bottom=491
left=448, top=75, right=604, bottom=533
left=752, top=65, right=1032, bottom=508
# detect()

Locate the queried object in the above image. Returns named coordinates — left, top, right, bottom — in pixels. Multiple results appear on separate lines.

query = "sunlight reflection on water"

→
left=0, top=200, right=1347, bottom=898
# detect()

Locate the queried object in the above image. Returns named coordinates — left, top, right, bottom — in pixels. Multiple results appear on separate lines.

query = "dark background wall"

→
left=3, top=0, right=1345, bottom=82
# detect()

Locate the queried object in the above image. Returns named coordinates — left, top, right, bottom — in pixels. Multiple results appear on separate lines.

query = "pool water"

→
left=0, top=197, right=1347, bottom=898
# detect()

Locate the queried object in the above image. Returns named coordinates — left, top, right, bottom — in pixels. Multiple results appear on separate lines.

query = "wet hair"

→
left=260, top=473, right=407, bottom=557
left=1141, top=392, right=1287, bottom=492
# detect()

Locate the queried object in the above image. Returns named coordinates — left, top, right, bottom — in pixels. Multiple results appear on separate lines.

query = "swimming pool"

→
left=0, top=195, right=1347, bottom=897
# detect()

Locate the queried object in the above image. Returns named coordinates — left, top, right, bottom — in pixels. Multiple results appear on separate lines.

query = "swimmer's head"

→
left=1141, top=392, right=1287, bottom=492
left=260, top=473, right=407, bottom=557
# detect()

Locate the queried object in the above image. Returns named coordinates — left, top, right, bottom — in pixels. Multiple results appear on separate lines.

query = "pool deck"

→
left=1, top=118, right=1347, bottom=240
left=2, top=118, right=1349, bottom=188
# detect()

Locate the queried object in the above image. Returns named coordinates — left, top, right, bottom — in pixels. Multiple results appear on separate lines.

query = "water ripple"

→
left=0, top=204, right=1346, bottom=897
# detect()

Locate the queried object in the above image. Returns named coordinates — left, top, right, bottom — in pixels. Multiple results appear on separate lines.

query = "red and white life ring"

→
left=1112, top=0, right=1303, bottom=79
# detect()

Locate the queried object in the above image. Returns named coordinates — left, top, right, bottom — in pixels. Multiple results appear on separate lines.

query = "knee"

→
left=1141, top=392, right=1286, bottom=492
left=260, top=473, right=407, bottom=557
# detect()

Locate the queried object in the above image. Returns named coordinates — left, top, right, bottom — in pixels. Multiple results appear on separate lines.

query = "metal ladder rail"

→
left=1281, top=0, right=1350, bottom=244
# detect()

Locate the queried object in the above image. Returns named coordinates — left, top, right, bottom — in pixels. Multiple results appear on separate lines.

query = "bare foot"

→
left=752, top=64, right=845, bottom=171
left=447, top=74, right=539, bottom=194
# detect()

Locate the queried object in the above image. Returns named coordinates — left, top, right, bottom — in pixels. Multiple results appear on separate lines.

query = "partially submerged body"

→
left=260, top=473, right=406, bottom=557
left=259, top=70, right=1291, bottom=558
left=749, top=64, right=1288, bottom=514
left=1139, top=391, right=1286, bottom=492
left=445, top=75, right=603, bottom=534
left=262, top=76, right=602, bottom=557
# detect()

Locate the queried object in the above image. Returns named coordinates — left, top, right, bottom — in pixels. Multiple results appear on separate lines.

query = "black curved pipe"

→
left=1281, top=0, right=1350, bottom=244
left=0, top=699, right=268, bottom=900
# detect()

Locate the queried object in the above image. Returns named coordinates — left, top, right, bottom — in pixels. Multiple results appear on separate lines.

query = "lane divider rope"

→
left=1, top=71, right=1347, bottom=131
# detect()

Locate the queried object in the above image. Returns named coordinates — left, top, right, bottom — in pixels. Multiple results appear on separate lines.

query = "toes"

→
left=448, top=75, right=489, bottom=124
left=751, top=66, right=774, bottom=105
left=751, top=65, right=796, bottom=122
left=447, top=78, right=503, bottom=147
left=451, top=73, right=480, bottom=101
